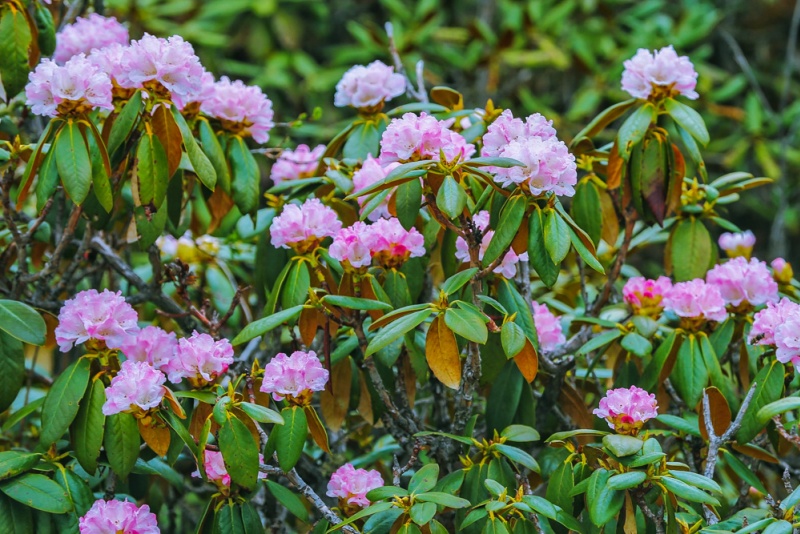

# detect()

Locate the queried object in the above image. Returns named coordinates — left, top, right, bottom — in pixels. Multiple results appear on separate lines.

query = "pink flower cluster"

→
left=718, top=231, right=756, bottom=258
left=706, top=257, right=778, bottom=308
left=54, top=14, right=129, bottom=64
left=271, top=144, right=326, bottom=184
left=326, top=463, right=384, bottom=508
left=103, top=360, right=166, bottom=416
left=623, top=276, right=672, bottom=316
left=162, top=332, right=234, bottom=386
left=26, top=55, right=113, bottom=117
left=662, top=279, right=727, bottom=324
left=621, top=45, right=699, bottom=100
left=532, top=301, right=566, bottom=352
left=260, top=350, right=329, bottom=402
left=119, top=326, right=178, bottom=370
left=55, top=289, right=139, bottom=352
left=750, top=298, right=800, bottom=370
left=122, top=34, right=205, bottom=100
left=482, top=110, right=576, bottom=196
left=454, top=211, right=528, bottom=278
left=594, top=386, right=658, bottom=434
left=378, top=112, right=475, bottom=165
left=192, top=450, right=266, bottom=488
left=329, top=222, right=372, bottom=269
left=362, top=217, right=426, bottom=269
left=270, top=198, right=342, bottom=252
left=352, top=156, right=401, bottom=221
left=201, top=76, right=275, bottom=143
left=334, top=60, right=405, bottom=110
left=79, top=498, right=160, bottom=534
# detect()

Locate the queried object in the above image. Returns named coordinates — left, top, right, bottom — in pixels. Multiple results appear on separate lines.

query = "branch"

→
left=385, top=22, right=428, bottom=103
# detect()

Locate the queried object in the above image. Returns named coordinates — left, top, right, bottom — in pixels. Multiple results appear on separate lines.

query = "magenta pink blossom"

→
left=79, top=498, right=160, bottom=534
left=271, top=144, right=326, bottom=184
left=378, top=112, right=475, bottom=165
left=192, top=450, right=266, bottom=488
left=260, top=350, right=329, bottom=402
left=118, top=326, right=178, bottom=371
left=54, top=14, right=129, bottom=64
left=455, top=211, right=528, bottom=278
left=26, top=55, right=113, bottom=117
left=270, top=198, right=342, bottom=252
left=594, top=385, right=658, bottom=434
left=621, top=45, right=699, bottom=100
left=623, top=276, right=672, bottom=315
left=362, top=217, right=425, bottom=269
left=103, top=360, right=166, bottom=416
left=329, top=222, right=373, bottom=269
left=718, top=231, right=756, bottom=258
left=706, top=257, right=778, bottom=307
left=750, top=298, right=800, bottom=369
left=663, top=279, right=727, bottom=324
left=162, top=332, right=234, bottom=386
left=200, top=76, right=274, bottom=143
left=352, top=156, right=401, bottom=221
left=55, top=289, right=139, bottom=352
left=334, top=60, right=405, bottom=109
left=326, top=463, right=384, bottom=508
left=122, top=34, right=205, bottom=100
left=532, top=301, right=566, bottom=352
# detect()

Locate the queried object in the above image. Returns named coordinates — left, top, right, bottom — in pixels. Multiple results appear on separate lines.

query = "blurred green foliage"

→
left=106, top=0, right=800, bottom=262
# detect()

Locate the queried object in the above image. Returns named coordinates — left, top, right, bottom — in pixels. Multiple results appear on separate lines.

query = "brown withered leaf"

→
left=151, top=104, right=182, bottom=178
left=299, top=307, right=321, bottom=347
left=511, top=215, right=529, bottom=255
left=731, top=443, right=779, bottom=464
left=425, top=314, right=462, bottom=390
left=139, top=419, right=171, bottom=457
left=357, top=372, right=374, bottom=425
left=623, top=492, right=637, bottom=534
left=514, top=340, right=538, bottom=383
left=401, top=353, right=416, bottom=409
left=598, top=189, right=620, bottom=246
left=667, top=144, right=685, bottom=216
left=321, top=356, right=353, bottom=432
left=206, top=187, right=234, bottom=234
left=162, top=387, right=186, bottom=419
left=304, top=406, right=330, bottom=453
left=697, top=386, right=731, bottom=441
left=558, top=383, right=594, bottom=430
left=189, top=401, right=213, bottom=440
left=606, top=143, right=623, bottom=189
left=360, top=277, right=384, bottom=322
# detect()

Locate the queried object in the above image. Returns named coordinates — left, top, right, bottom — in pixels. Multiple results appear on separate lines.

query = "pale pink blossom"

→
left=772, top=257, right=794, bottom=283
left=172, top=70, right=215, bottom=111
left=750, top=298, right=800, bottom=347
left=79, top=498, right=160, bottom=534
left=663, top=279, right=727, bottom=323
left=191, top=450, right=266, bottom=488
left=532, top=301, right=565, bottom=352
left=718, top=231, right=756, bottom=258
left=362, top=217, right=425, bottom=268
left=482, top=110, right=556, bottom=157
left=594, top=386, right=658, bottom=433
left=621, top=45, right=699, bottom=100
left=271, top=144, right=326, bottom=184
left=201, top=76, right=274, bottom=143
left=54, top=14, right=129, bottom=64
left=162, top=332, right=234, bottom=385
left=454, top=211, right=528, bottom=278
left=270, top=198, right=342, bottom=252
left=102, top=360, right=166, bottom=416
left=90, top=43, right=136, bottom=88
left=26, top=55, right=113, bottom=117
left=334, top=60, right=405, bottom=109
left=623, top=276, right=672, bottom=315
left=775, top=314, right=800, bottom=371
left=260, top=351, right=329, bottom=401
left=118, top=326, right=178, bottom=371
left=326, top=463, right=384, bottom=508
left=329, top=222, right=372, bottom=269
left=378, top=112, right=475, bottom=165
left=123, top=34, right=205, bottom=100
left=706, top=257, right=778, bottom=307
left=55, top=289, right=139, bottom=352
left=352, top=156, right=400, bottom=221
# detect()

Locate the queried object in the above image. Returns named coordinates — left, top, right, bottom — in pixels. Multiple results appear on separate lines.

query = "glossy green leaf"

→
left=321, top=295, right=393, bottom=311
left=501, top=321, right=526, bottom=359
left=586, top=468, right=624, bottom=527
left=528, top=207, right=559, bottom=286
left=366, top=309, right=432, bottom=356
left=0, top=452, right=40, bottom=482
left=415, top=491, right=470, bottom=508
left=0, top=300, right=46, bottom=346
left=736, top=360, right=785, bottom=443
left=0, top=4, right=32, bottom=98
left=71, top=378, right=106, bottom=474
left=670, top=218, right=712, bottom=281
left=444, top=306, right=488, bottom=344
left=607, top=471, right=647, bottom=490
left=660, top=476, right=719, bottom=506
left=440, top=267, right=479, bottom=296
left=395, top=176, right=422, bottom=229
left=104, top=412, right=140, bottom=480
left=171, top=106, right=217, bottom=190
left=0, top=331, right=24, bottom=414
left=239, top=402, right=284, bottom=425
left=409, top=464, right=439, bottom=494
left=275, top=406, right=307, bottom=472
left=671, top=334, right=707, bottom=407
left=197, top=119, right=229, bottom=192
left=231, top=305, right=304, bottom=345
left=483, top=195, right=526, bottom=267
left=55, top=121, right=92, bottom=205
left=436, top=175, right=467, bottom=219
left=494, top=444, right=540, bottom=472
left=617, top=103, right=656, bottom=158
left=266, top=480, right=309, bottom=521
left=40, top=357, right=91, bottom=447
left=664, top=98, right=709, bottom=145
left=107, top=90, right=143, bottom=156
left=0, top=473, right=72, bottom=514
left=602, top=434, right=644, bottom=457
left=229, top=135, right=259, bottom=214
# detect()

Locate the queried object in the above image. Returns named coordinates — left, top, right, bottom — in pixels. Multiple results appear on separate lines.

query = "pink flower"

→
left=772, top=258, right=794, bottom=283
left=352, top=156, right=401, bottom=221
left=750, top=298, right=800, bottom=347
left=26, top=55, right=113, bottom=117
left=623, top=276, right=672, bottom=316
left=123, top=34, right=205, bottom=100
left=326, top=463, right=384, bottom=508
left=118, top=326, right=178, bottom=371
left=102, top=360, right=166, bottom=416
left=162, top=332, right=234, bottom=386
left=454, top=211, right=528, bottom=278
left=55, top=289, right=139, bottom=352
left=260, top=350, right=329, bottom=402
left=706, top=257, right=778, bottom=308
left=718, top=231, right=756, bottom=258
left=79, top=498, right=160, bottom=534
left=191, top=450, right=266, bottom=488
left=329, top=222, right=372, bottom=269
left=532, top=301, right=565, bottom=352
left=54, top=14, right=129, bottom=64
left=378, top=112, right=475, bottom=165
left=482, top=110, right=557, bottom=158
left=172, top=70, right=215, bottom=111
left=271, top=144, right=326, bottom=184
left=593, top=386, right=658, bottom=434
left=200, top=76, right=274, bottom=143
left=90, top=43, right=136, bottom=89
left=621, top=45, right=699, bottom=100
left=334, top=60, right=405, bottom=110
left=270, top=198, right=342, bottom=252
left=362, top=217, right=425, bottom=269
left=663, top=279, right=727, bottom=324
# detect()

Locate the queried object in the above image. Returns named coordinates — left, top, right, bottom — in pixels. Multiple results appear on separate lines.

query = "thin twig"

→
left=385, top=22, right=428, bottom=103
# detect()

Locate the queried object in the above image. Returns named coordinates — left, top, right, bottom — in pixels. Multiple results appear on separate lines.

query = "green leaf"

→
left=275, top=406, right=307, bottom=472
left=71, top=378, right=106, bottom=474
left=757, top=397, right=800, bottom=422
left=607, top=471, right=647, bottom=490
left=567, top=225, right=604, bottom=273
left=104, top=412, right=140, bottom=480
left=670, top=218, right=712, bottom=281
left=762, top=520, right=793, bottom=534
left=197, top=119, right=229, bottom=192
left=0, top=4, right=32, bottom=98
left=409, top=502, right=437, bottom=526
left=464, top=156, right=524, bottom=168
left=107, top=90, right=142, bottom=156
left=0, top=331, right=24, bottom=413
left=409, top=464, right=439, bottom=494
left=546, top=462, right=574, bottom=514
left=40, top=358, right=91, bottom=447
left=415, top=491, right=470, bottom=508
left=494, top=444, right=540, bottom=472
left=602, top=434, right=644, bottom=457
left=736, top=361, right=785, bottom=443
left=281, top=260, right=311, bottom=309
left=231, top=305, right=304, bottom=345
left=86, top=124, right=113, bottom=213
left=134, top=132, right=169, bottom=207
left=35, top=140, right=60, bottom=212
left=171, top=106, right=217, bottom=190
left=667, top=470, right=721, bottom=494
left=395, top=175, right=422, bottom=229
left=656, top=414, right=701, bottom=437
left=214, top=501, right=244, bottom=534
left=162, top=409, right=198, bottom=461
left=501, top=321, right=526, bottom=359
left=0, top=300, right=45, bottom=346
left=343, top=120, right=381, bottom=160
left=266, top=480, right=309, bottom=521
left=328, top=499, right=395, bottom=531
left=543, top=209, right=570, bottom=264
left=664, top=98, right=709, bottom=145
left=528, top=207, right=559, bottom=287
left=0, top=452, right=40, bottom=482
left=347, top=161, right=430, bottom=199
left=238, top=402, right=284, bottom=425
left=640, top=331, right=679, bottom=391
left=720, top=448, right=766, bottom=495
left=617, top=103, right=656, bottom=159
left=0, top=492, right=32, bottom=533
left=440, top=268, right=479, bottom=296
left=0, top=474, right=72, bottom=514
left=219, top=416, right=260, bottom=490
left=436, top=175, right=467, bottom=219
left=660, top=476, right=720, bottom=506
left=229, top=135, right=259, bottom=214
left=321, top=295, right=393, bottom=311
left=133, top=202, right=167, bottom=249
left=55, top=121, right=92, bottom=205
left=444, top=306, right=488, bottom=344
left=546, top=429, right=609, bottom=442
left=571, top=99, right=637, bottom=148
left=577, top=329, right=622, bottom=356
left=483, top=195, right=526, bottom=267
left=671, top=335, right=707, bottom=407
left=366, top=309, right=432, bottom=356
left=366, top=486, right=409, bottom=500
left=571, top=180, right=602, bottom=246
left=586, top=469, right=624, bottom=527
left=620, top=332, right=652, bottom=357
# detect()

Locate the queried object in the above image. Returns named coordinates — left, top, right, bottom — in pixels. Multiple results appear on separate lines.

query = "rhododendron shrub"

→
left=1, top=5, right=799, bottom=534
